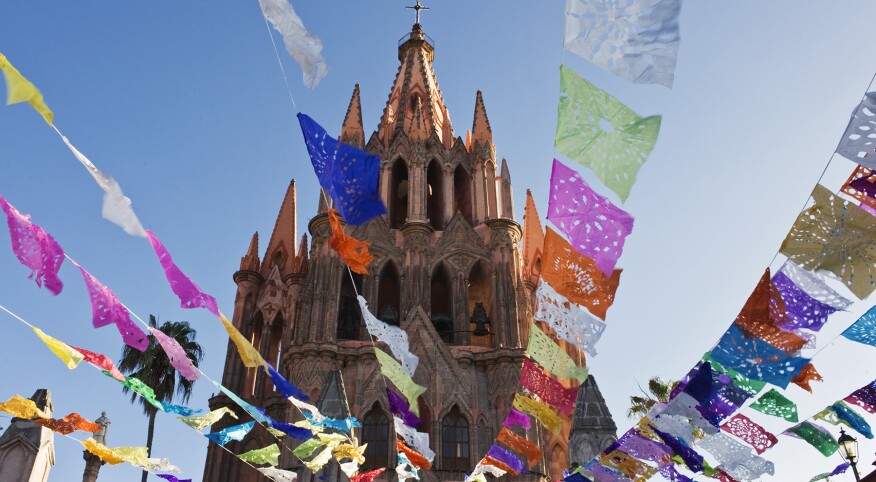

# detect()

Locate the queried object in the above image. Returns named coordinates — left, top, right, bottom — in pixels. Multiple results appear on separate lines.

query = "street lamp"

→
left=838, top=428, right=861, bottom=481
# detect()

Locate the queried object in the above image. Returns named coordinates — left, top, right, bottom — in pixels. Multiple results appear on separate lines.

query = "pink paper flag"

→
left=720, top=413, right=777, bottom=455
left=148, top=326, right=200, bottom=381
left=146, top=230, right=218, bottom=316
left=0, top=195, right=64, bottom=295
left=76, top=266, right=148, bottom=351
left=547, top=159, right=635, bottom=275
left=519, top=358, right=579, bottom=416
left=70, top=345, right=125, bottom=381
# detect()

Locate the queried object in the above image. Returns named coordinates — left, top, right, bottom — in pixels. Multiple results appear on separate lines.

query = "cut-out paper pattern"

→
left=496, top=427, right=542, bottom=468
left=258, top=467, right=298, bottom=482
left=660, top=393, right=719, bottom=436
left=57, top=135, right=147, bottom=237
left=359, top=296, right=418, bottom=375
left=720, top=414, right=777, bottom=455
left=351, top=468, right=385, bottom=482
left=780, top=184, right=876, bottom=299
left=555, top=65, right=662, bottom=201
left=220, top=314, right=266, bottom=368
left=177, top=407, right=238, bottom=431
left=148, top=326, right=200, bottom=381
left=778, top=261, right=852, bottom=310
left=519, top=358, right=578, bottom=416
left=0, top=52, right=53, bottom=123
left=288, top=396, right=325, bottom=424
left=69, top=345, right=124, bottom=381
left=526, top=323, right=588, bottom=383
left=487, top=445, right=524, bottom=475
left=564, top=0, right=680, bottom=88
left=846, top=379, right=876, bottom=413
left=303, top=412, right=359, bottom=434
left=159, top=402, right=201, bottom=417
left=650, top=425, right=703, bottom=473
left=117, top=375, right=162, bottom=410
left=468, top=461, right=507, bottom=482
left=785, top=422, right=838, bottom=456
left=387, top=388, right=421, bottom=427
left=842, top=166, right=876, bottom=209
left=331, top=442, right=366, bottom=465
left=375, top=348, right=425, bottom=415
left=483, top=455, right=519, bottom=476
left=836, top=92, right=876, bottom=167
left=33, top=412, right=100, bottom=435
left=814, top=401, right=873, bottom=439
left=292, top=438, right=325, bottom=458
left=397, top=439, right=433, bottom=470
left=258, top=0, right=327, bottom=88
left=547, top=159, right=635, bottom=274
left=205, top=421, right=255, bottom=446
left=709, top=324, right=810, bottom=389
left=698, top=432, right=774, bottom=481
left=266, top=364, right=308, bottom=400
left=31, top=327, right=83, bottom=369
left=772, top=270, right=839, bottom=333
left=237, top=443, right=280, bottom=466
left=146, top=230, right=219, bottom=315
left=598, top=449, right=658, bottom=480
left=750, top=389, right=798, bottom=422
left=394, top=417, right=434, bottom=461
left=0, top=394, right=47, bottom=419
left=328, top=209, right=373, bottom=274
left=503, top=408, right=531, bottom=430
left=842, top=304, right=876, bottom=347
left=113, top=446, right=180, bottom=473
left=701, top=353, right=766, bottom=397
left=580, top=460, right=626, bottom=482
left=82, top=437, right=124, bottom=464
left=512, top=393, right=563, bottom=434
left=302, top=444, right=334, bottom=471
left=298, top=113, right=385, bottom=225
left=0, top=195, right=64, bottom=295
left=533, top=281, right=606, bottom=357
left=791, top=363, right=823, bottom=393
left=214, top=383, right=271, bottom=425
left=266, top=414, right=313, bottom=440
left=542, top=228, right=620, bottom=320
left=396, top=452, right=421, bottom=482
left=733, top=269, right=807, bottom=353
left=76, top=265, right=149, bottom=351
left=611, top=430, right=671, bottom=463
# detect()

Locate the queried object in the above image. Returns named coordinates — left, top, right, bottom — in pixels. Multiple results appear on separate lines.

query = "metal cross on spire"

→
left=406, top=0, right=429, bottom=25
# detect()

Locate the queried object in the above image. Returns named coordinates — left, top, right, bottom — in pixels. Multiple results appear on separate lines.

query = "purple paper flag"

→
left=387, top=387, right=421, bottom=427
left=547, top=159, right=634, bottom=275
left=0, top=195, right=64, bottom=295
left=156, top=475, right=192, bottom=482
left=146, top=230, right=219, bottom=316
left=616, top=431, right=672, bottom=462
left=148, top=326, right=200, bottom=381
left=503, top=408, right=531, bottom=430
left=581, top=460, right=626, bottom=482
left=772, top=271, right=837, bottom=332
left=77, top=265, right=148, bottom=351
left=487, top=444, right=525, bottom=474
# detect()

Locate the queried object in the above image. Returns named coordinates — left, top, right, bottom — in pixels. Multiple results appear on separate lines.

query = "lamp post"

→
left=838, top=428, right=861, bottom=482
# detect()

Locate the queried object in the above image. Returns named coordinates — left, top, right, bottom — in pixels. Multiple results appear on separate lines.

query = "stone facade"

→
left=0, top=390, right=54, bottom=482
left=203, top=23, right=616, bottom=482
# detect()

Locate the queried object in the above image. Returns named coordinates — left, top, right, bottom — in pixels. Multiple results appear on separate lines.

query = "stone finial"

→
left=340, top=84, right=365, bottom=147
left=261, top=180, right=298, bottom=277
left=240, top=232, right=260, bottom=272
left=522, top=189, right=545, bottom=281
left=471, top=90, right=493, bottom=145
left=317, top=188, right=331, bottom=214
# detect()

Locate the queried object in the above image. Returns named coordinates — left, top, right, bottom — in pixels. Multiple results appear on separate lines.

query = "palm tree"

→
left=119, top=315, right=204, bottom=482
left=627, top=377, right=678, bottom=419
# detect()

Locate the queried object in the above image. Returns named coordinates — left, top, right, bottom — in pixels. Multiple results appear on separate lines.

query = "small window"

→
left=441, top=406, right=470, bottom=472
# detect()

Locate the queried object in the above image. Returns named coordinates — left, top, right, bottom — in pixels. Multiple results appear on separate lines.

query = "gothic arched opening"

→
left=390, top=158, right=409, bottom=229
left=468, top=260, right=492, bottom=344
left=431, top=264, right=453, bottom=344
left=550, top=444, right=568, bottom=480
left=485, top=161, right=498, bottom=219
left=441, top=406, right=470, bottom=472
left=427, top=159, right=445, bottom=230
left=377, top=262, right=401, bottom=326
left=262, top=312, right=283, bottom=397
left=337, top=272, right=363, bottom=340
left=360, top=405, right=390, bottom=471
left=453, top=164, right=473, bottom=224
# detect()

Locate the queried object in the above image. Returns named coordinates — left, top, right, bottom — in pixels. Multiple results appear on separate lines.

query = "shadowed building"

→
left=0, top=389, right=54, bottom=482
left=203, top=19, right=616, bottom=482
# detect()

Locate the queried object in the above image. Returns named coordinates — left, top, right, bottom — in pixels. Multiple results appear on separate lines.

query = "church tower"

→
left=204, top=19, right=616, bottom=482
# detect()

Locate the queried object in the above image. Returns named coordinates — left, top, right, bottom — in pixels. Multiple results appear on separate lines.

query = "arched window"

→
left=441, top=406, right=470, bottom=472
left=361, top=406, right=390, bottom=471
left=337, top=273, right=363, bottom=340
left=377, top=262, right=401, bottom=326
left=468, top=261, right=492, bottom=346
left=485, top=161, right=498, bottom=219
left=390, top=159, right=409, bottom=229
left=476, top=418, right=492, bottom=460
left=427, top=160, right=445, bottom=230
left=431, top=264, right=453, bottom=344
left=550, top=444, right=568, bottom=481
left=453, top=165, right=473, bottom=224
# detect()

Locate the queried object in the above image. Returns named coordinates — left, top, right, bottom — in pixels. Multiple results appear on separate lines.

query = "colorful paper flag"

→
left=0, top=194, right=64, bottom=295
left=375, top=348, right=425, bottom=415
left=0, top=52, right=53, bottom=123
left=146, top=230, right=219, bottom=315
left=31, top=327, right=83, bottom=369
left=259, top=0, right=327, bottom=88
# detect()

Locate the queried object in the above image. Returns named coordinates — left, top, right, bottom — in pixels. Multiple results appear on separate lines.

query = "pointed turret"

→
left=569, top=376, right=618, bottom=464
left=261, top=180, right=297, bottom=277
left=340, top=84, right=365, bottom=147
left=240, top=232, right=261, bottom=272
left=378, top=23, right=453, bottom=148
left=317, top=188, right=331, bottom=214
left=500, top=159, right=513, bottom=219
left=292, top=233, right=309, bottom=274
left=471, top=90, right=493, bottom=146
left=522, top=189, right=544, bottom=286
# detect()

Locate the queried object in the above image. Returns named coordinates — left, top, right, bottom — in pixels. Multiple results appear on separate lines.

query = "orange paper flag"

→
left=734, top=269, right=808, bottom=353
left=33, top=412, right=101, bottom=435
left=496, top=427, right=543, bottom=467
left=328, top=209, right=373, bottom=274
left=483, top=455, right=520, bottom=476
left=396, top=439, right=432, bottom=470
left=791, top=363, right=823, bottom=393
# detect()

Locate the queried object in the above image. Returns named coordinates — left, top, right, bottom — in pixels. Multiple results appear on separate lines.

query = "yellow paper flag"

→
left=0, top=394, right=47, bottom=419
left=82, top=437, right=124, bottom=464
left=303, top=445, right=334, bottom=472
left=31, top=327, right=84, bottom=369
left=220, top=313, right=267, bottom=368
left=0, top=53, right=54, bottom=124
left=512, top=393, right=563, bottom=434
left=526, top=324, right=588, bottom=383
left=177, top=407, right=238, bottom=431
left=374, top=348, right=425, bottom=415
left=333, top=442, right=367, bottom=465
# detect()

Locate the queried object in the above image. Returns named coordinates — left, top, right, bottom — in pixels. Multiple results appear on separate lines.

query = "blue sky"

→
left=3, top=2, right=876, bottom=481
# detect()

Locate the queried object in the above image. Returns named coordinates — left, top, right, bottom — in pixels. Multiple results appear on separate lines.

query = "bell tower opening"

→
left=454, top=164, right=473, bottom=224
left=468, top=260, right=492, bottom=345
left=337, top=273, right=364, bottom=340
left=431, top=263, right=453, bottom=344
left=377, top=262, right=401, bottom=326
left=427, top=159, right=445, bottom=230
left=390, top=159, right=409, bottom=229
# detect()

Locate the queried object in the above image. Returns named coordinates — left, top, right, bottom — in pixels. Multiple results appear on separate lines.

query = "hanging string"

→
left=262, top=10, right=298, bottom=111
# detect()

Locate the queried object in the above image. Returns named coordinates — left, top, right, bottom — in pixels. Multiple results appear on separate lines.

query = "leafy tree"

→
left=119, top=315, right=204, bottom=482
left=627, top=376, right=678, bottom=419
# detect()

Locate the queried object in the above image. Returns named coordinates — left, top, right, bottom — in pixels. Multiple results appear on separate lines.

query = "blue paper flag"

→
left=205, top=421, right=256, bottom=446
left=841, top=305, right=876, bottom=347
left=303, top=412, right=360, bottom=433
left=831, top=402, right=874, bottom=439
left=298, top=113, right=386, bottom=225
left=650, top=425, right=704, bottom=473
left=160, top=402, right=203, bottom=417
left=262, top=412, right=313, bottom=441
left=709, top=324, right=810, bottom=388
left=266, top=364, right=309, bottom=401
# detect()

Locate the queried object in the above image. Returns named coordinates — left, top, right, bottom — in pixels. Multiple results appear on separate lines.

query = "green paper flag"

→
left=750, top=389, right=798, bottom=422
left=374, top=348, right=426, bottom=415
left=525, top=324, right=588, bottom=383
left=556, top=65, right=661, bottom=201
left=237, top=443, right=281, bottom=466
left=702, top=353, right=766, bottom=396
left=293, top=438, right=326, bottom=458
left=787, top=422, right=838, bottom=457
left=118, top=375, right=162, bottom=410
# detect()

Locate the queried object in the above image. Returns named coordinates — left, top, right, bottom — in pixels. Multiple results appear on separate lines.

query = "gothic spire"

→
left=522, top=189, right=544, bottom=282
left=471, top=90, right=493, bottom=145
left=340, top=84, right=365, bottom=147
left=240, top=231, right=261, bottom=272
left=500, top=159, right=514, bottom=219
left=262, top=180, right=297, bottom=276
left=317, top=188, right=331, bottom=214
